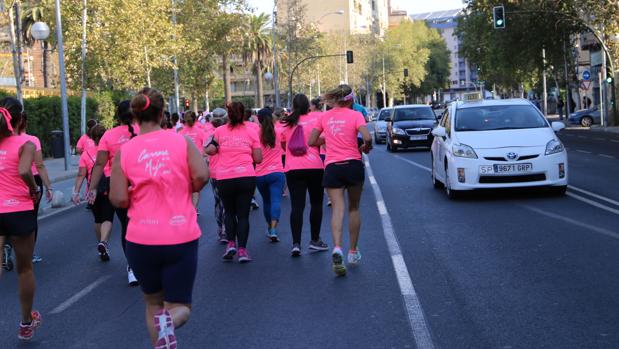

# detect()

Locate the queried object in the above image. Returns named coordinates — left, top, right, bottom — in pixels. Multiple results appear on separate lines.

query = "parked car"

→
left=386, top=105, right=438, bottom=152
left=373, top=108, right=392, bottom=144
left=568, top=107, right=601, bottom=127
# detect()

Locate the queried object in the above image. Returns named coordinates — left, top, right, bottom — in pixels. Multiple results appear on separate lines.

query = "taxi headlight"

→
left=545, top=139, right=564, bottom=155
left=393, top=127, right=406, bottom=135
left=452, top=143, right=478, bottom=159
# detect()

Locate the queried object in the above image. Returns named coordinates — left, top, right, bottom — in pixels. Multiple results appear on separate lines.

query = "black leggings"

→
left=286, top=169, right=324, bottom=244
left=217, top=177, right=256, bottom=248
left=115, top=208, right=129, bottom=256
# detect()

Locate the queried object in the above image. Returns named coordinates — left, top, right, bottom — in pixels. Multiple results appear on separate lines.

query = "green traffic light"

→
left=606, top=77, right=613, bottom=84
left=496, top=19, right=504, bottom=26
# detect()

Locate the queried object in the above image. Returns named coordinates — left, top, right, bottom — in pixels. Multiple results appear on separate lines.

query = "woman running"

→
left=208, top=108, right=227, bottom=244
left=205, top=102, right=262, bottom=263
left=309, top=85, right=372, bottom=277
left=179, top=111, right=207, bottom=211
left=72, top=125, right=113, bottom=262
left=0, top=97, right=42, bottom=340
left=110, top=87, right=209, bottom=349
left=87, top=100, right=139, bottom=286
left=281, top=94, right=328, bottom=256
left=76, top=119, right=98, bottom=154
left=255, top=108, right=285, bottom=242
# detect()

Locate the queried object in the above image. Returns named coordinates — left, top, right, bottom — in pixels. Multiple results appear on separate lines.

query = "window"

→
left=455, top=105, right=548, bottom=131
left=394, top=107, right=436, bottom=121
left=378, top=109, right=390, bottom=121
left=441, top=108, right=451, bottom=137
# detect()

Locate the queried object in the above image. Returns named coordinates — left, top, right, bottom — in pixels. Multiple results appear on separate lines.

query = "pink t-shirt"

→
left=120, top=130, right=201, bottom=245
left=202, top=123, right=215, bottom=141
left=79, top=146, right=97, bottom=186
left=179, top=125, right=206, bottom=153
left=280, top=112, right=324, bottom=171
left=98, top=125, right=135, bottom=176
left=213, top=123, right=261, bottom=180
left=22, top=134, right=41, bottom=176
left=255, top=126, right=284, bottom=177
left=315, top=107, right=366, bottom=166
left=76, top=134, right=95, bottom=153
left=0, top=135, right=34, bottom=213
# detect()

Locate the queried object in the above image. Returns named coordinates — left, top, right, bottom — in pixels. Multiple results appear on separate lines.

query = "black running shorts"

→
left=91, top=193, right=115, bottom=224
left=323, top=160, right=365, bottom=189
left=0, top=210, right=37, bottom=237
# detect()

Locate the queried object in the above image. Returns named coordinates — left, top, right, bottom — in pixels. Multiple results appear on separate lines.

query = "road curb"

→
left=50, top=172, right=77, bottom=184
left=39, top=203, right=84, bottom=221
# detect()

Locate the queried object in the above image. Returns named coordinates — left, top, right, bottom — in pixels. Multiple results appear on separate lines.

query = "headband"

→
left=0, top=107, right=13, bottom=133
left=142, top=95, right=151, bottom=111
left=341, top=91, right=355, bottom=102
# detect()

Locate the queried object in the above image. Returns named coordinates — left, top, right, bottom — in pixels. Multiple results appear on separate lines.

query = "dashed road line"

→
left=611, top=140, right=619, bottom=143
left=364, top=155, right=435, bottom=349
left=599, top=154, right=615, bottom=159
left=50, top=275, right=113, bottom=314
left=522, top=205, right=619, bottom=240
left=568, top=186, right=619, bottom=207
left=576, top=150, right=592, bottom=154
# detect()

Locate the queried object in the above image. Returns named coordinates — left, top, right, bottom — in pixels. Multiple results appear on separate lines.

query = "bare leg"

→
left=347, top=184, right=364, bottom=250
left=99, top=221, right=112, bottom=243
left=270, top=220, right=278, bottom=229
left=327, top=188, right=346, bottom=247
left=192, top=192, right=200, bottom=209
left=11, top=233, right=36, bottom=323
left=143, top=292, right=165, bottom=345
left=95, top=223, right=102, bottom=242
left=165, top=302, right=192, bottom=329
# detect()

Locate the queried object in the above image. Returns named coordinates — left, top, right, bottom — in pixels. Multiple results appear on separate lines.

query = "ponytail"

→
left=0, top=97, right=24, bottom=141
left=117, top=100, right=136, bottom=138
left=282, top=94, right=309, bottom=128
left=257, top=108, right=276, bottom=148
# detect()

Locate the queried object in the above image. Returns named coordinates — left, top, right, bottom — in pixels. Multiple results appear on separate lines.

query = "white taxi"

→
left=430, top=94, right=568, bottom=199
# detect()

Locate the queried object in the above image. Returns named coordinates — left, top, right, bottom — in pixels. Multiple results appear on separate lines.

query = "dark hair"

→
left=87, top=119, right=98, bottom=130
left=117, top=100, right=137, bottom=138
left=257, top=108, right=276, bottom=148
left=282, top=94, right=309, bottom=127
left=161, top=111, right=173, bottom=129
left=130, top=88, right=165, bottom=129
left=310, top=97, right=322, bottom=110
left=0, top=97, right=24, bottom=141
left=323, top=84, right=353, bottom=108
left=184, top=111, right=197, bottom=127
left=244, top=109, right=252, bottom=121
left=226, top=102, right=245, bottom=127
left=88, top=124, right=106, bottom=145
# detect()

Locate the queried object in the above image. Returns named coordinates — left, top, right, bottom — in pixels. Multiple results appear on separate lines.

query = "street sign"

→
left=582, top=70, right=591, bottom=81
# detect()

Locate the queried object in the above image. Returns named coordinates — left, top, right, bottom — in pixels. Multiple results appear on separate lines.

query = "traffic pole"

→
left=55, top=0, right=72, bottom=171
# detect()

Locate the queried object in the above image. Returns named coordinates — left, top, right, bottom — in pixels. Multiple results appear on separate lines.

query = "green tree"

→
left=243, top=13, right=272, bottom=108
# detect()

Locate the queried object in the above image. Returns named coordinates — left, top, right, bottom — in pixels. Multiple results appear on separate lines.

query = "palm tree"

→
left=243, top=14, right=272, bottom=108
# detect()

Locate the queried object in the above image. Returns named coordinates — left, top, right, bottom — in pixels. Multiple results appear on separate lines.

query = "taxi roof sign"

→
left=463, top=92, right=483, bottom=103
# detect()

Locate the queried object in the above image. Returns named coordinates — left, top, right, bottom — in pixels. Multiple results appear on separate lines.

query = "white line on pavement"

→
left=50, top=275, right=112, bottom=314
left=566, top=192, right=619, bottom=216
left=369, top=175, right=377, bottom=185
left=599, top=154, right=615, bottom=159
left=363, top=155, right=435, bottom=349
left=394, top=155, right=432, bottom=173
left=612, top=140, right=619, bottom=143
left=522, top=205, right=619, bottom=240
left=568, top=186, right=619, bottom=207
left=576, top=150, right=592, bottom=154
left=593, top=137, right=605, bottom=141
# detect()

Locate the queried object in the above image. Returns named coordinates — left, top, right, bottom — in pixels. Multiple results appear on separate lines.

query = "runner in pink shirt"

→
left=179, top=111, right=207, bottom=212
left=309, top=85, right=372, bottom=277
left=205, top=102, right=262, bottom=263
left=76, top=119, right=98, bottom=154
left=110, top=88, right=209, bottom=349
left=87, top=100, right=139, bottom=285
left=0, top=97, right=42, bottom=340
left=280, top=94, right=328, bottom=256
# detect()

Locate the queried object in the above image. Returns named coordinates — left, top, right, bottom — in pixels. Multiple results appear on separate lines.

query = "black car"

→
left=386, top=105, right=438, bottom=152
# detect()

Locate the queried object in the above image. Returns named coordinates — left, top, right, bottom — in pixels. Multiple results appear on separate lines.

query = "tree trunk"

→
left=223, top=53, right=232, bottom=104
left=256, top=59, right=264, bottom=108
left=205, top=89, right=210, bottom=112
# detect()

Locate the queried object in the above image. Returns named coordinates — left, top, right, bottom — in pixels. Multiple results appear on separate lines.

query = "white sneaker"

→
left=127, top=266, right=138, bottom=287
left=347, top=249, right=362, bottom=265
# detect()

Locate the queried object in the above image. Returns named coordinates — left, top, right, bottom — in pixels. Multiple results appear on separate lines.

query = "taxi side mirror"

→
left=432, top=126, right=446, bottom=138
left=551, top=121, right=565, bottom=132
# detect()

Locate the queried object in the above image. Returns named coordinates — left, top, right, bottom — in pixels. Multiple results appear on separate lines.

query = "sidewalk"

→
left=40, top=155, right=81, bottom=219
left=46, top=155, right=80, bottom=183
left=546, top=114, right=619, bottom=134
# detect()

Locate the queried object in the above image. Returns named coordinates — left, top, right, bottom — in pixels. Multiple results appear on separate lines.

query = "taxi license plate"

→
left=409, top=135, right=427, bottom=141
left=479, top=163, right=533, bottom=175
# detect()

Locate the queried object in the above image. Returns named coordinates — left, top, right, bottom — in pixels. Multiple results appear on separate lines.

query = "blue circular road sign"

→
left=582, top=70, right=591, bottom=81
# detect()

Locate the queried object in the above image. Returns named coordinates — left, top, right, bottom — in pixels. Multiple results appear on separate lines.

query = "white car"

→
left=430, top=96, right=568, bottom=199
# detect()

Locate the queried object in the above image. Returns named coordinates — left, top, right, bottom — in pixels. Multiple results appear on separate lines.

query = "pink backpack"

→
left=288, top=124, right=307, bottom=156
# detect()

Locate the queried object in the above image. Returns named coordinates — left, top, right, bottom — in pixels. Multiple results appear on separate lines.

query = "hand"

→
left=29, top=187, right=40, bottom=203
left=86, top=190, right=97, bottom=205
left=45, top=188, right=53, bottom=202
left=71, top=192, right=80, bottom=205
left=361, top=142, right=373, bottom=154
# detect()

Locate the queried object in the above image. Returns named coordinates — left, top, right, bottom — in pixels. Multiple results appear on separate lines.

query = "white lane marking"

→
left=577, top=136, right=586, bottom=139
left=394, top=155, right=432, bottom=173
left=612, top=140, right=619, bottom=143
left=50, top=275, right=113, bottom=314
left=576, top=150, right=592, bottom=154
left=566, top=192, right=619, bottom=216
left=364, top=154, right=435, bottom=349
left=369, top=175, right=377, bottom=185
left=599, top=154, right=615, bottom=159
left=568, top=186, right=619, bottom=207
left=522, top=205, right=619, bottom=240
left=593, top=137, right=605, bottom=141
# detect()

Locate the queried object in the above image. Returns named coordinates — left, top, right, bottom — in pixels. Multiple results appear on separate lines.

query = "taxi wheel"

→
left=444, top=163, right=460, bottom=200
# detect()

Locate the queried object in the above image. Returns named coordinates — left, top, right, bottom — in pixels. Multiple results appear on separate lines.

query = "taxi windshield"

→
left=455, top=105, right=548, bottom=131
left=393, top=107, right=436, bottom=121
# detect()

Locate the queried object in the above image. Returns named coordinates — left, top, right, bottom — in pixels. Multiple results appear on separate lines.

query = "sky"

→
left=247, top=0, right=465, bottom=16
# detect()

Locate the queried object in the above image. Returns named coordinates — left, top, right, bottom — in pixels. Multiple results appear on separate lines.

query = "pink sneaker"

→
left=238, top=248, right=252, bottom=263
left=153, top=309, right=177, bottom=349
left=222, top=241, right=237, bottom=261
left=18, top=310, right=42, bottom=341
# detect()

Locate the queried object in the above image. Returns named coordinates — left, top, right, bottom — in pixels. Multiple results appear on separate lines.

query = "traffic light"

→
left=606, top=76, right=614, bottom=84
left=184, top=99, right=190, bottom=109
left=493, top=5, right=506, bottom=29
left=403, top=68, right=409, bottom=78
left=346, top=50, right=354, bottom=64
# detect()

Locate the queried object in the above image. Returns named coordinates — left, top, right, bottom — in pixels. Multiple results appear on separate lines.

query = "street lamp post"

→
left=171, top=0, right=180, bottom=114
left=382, top=44, right=400, bottom=108
left=80, top=0, right=88, bottom=136
left=54, top=0, right=72, bottom=171
left=272, top=1, right=280, bottom=108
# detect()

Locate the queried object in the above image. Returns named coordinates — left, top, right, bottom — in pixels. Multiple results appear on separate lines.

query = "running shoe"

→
left=327, top=200, right=332, bottom=207
left=97, top=241, right=110, bottom=262
left=218, top=237, right=229, bottom=245
left=127, top=266, right=139, bottom=287
left=291, top=244, right=301, bottom=257
left=332, top=248, right=347, bottom=277
left=348, top=249, right=362, bottom=265
left=18, top=310, right=42, bottom=341
left=251, top=197, right=259, bottom=210
left=31, top=255, right=43, bottom=263
left=267, top=228, right=279, bottom=243
left=222, top=241, right=237, bottom=261
left=309, top=240, right=329, bottom=251
left=153, top=309, right=177, bottom=349
left=238, top=248, right=252, bottom=263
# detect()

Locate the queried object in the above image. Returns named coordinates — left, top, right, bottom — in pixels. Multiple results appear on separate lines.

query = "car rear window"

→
left=378, top=110, right=390, bottom=121
left=394, top=107, right=435, bottom=121
left=455, top=105, right=548, bottom=131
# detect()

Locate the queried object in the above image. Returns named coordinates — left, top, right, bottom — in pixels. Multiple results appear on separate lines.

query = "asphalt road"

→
left=1, top=127, right=618, bottom=348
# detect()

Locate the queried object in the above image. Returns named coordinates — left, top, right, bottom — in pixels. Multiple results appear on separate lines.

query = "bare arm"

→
left=205, top=135, right=218, bottom=156
left=308, top=129, right=320, bottom=147
left=252, top=148, right=263, bottom=164
left=186, top=137, right=209, bottom=192
left=18, top=142, right=38, bottom=197
left=34, top=150, right=53, bottom=201
left=88, top=151, right=109, bottom=193
left=358, top=125, right=373, bottom=154
left=72, top=167, right=87, bottom=204
left=109, top=150, right=129, bottom=209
